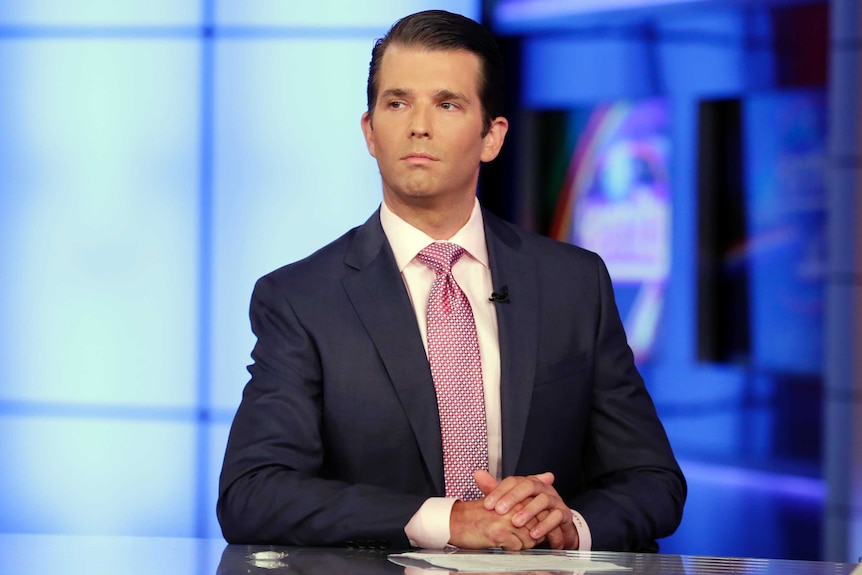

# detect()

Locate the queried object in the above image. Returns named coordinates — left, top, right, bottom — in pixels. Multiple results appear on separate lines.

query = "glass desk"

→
left=0, top=534, right=857, bottom=575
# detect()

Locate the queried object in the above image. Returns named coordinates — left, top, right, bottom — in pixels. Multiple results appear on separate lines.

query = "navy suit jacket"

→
left=217, top=208, right=685, bottom=550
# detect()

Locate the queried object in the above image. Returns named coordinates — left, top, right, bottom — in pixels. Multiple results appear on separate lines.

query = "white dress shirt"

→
left=379, top=199, right=591, bottom=551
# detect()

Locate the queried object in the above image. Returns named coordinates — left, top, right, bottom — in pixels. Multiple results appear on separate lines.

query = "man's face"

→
left=361, top=45, right=507, bottom=213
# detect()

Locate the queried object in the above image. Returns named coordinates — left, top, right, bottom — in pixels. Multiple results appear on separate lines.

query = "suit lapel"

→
left=484, top=211, right=539, bottom=477
left=341, top=211, right=445, bottom=494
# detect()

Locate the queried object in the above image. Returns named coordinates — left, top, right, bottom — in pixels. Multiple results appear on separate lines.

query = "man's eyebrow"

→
left=378, top=88, right=471, bottom=103
left=380, top=88, right=411, bottom=99
left=435, top=89, right=470, bottom=103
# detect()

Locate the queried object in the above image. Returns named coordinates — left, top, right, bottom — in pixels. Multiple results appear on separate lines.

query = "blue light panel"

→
left=0, top=39, right=201, bottom=407
left=0, top=417, right=197, bottom=535
left=215, top=0, right=479, bottom=27
left=0, top=0, right=199, bottom=26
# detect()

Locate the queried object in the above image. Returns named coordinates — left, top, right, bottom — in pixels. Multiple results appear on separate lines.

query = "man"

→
left=217, top=10, right=685, bottom=552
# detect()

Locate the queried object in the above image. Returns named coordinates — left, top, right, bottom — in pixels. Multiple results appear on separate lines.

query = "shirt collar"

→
left=379, top=199, right=489, bottom=272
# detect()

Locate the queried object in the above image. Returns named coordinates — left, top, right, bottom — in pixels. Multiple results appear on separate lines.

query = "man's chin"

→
left=389, top=184, right=440, bottom=201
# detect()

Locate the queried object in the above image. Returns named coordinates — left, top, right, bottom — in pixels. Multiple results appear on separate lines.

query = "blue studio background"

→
left=0, top=0, right=856, bottom=563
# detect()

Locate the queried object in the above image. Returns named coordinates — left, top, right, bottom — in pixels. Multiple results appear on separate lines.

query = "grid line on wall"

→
left=194, top=0, right=217, bottom=540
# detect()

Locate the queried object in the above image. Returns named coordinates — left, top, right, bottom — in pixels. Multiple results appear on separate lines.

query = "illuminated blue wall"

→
left=0, top=0, right=477, bottom=538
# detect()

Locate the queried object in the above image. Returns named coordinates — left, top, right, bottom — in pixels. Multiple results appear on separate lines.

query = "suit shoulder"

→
left=486, top=211, right=602, bottom=270
left=255, top=225, right=361, bottom=291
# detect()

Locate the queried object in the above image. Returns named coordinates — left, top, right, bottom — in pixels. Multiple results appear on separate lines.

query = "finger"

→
left=487, top=514, right=535, bottom=551
left=527, top=507, right=565, bottom=540
left=544, top=524, right=565, bottom=550
left=540, top=525, right=576, bottom=551
left=563, top=521, right=579, bottom=550
left=494, top=476, right=547, bottom=514
left=525, top=509, right=548, bottom=546
left=483, top=475, right=524, bottom=510
left=529, top=508, right=577, bottom=548
left=518, top=492, right=568, bottom=530
left=560, top=511, right=579, bottom=550
left=512, top=504, right=576, bottom=550
left=500, top=527, right=539, bottom=551
left=496, top=503, right=542, bottom=550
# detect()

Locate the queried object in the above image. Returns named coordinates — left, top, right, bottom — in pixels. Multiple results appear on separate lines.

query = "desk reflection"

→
left=0, top=535, right=855, bottom=575
left=218, top=545, right=404, bottom=575
left=215, top=544, right=862, bottom=575
left=216, top=545, right=683, bottom=575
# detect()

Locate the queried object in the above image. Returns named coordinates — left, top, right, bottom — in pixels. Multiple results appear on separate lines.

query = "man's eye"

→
left=388, top=101, right=405, bottom=109
left=441, top=102, right=457, bottom=110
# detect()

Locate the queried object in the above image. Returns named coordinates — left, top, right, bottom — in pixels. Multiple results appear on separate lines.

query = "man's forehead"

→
left=377, top=45, right=481, bottom=87
left=380, top=44, right=480, bottom=67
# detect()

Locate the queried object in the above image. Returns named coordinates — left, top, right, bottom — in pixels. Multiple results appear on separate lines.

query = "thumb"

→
left=473, top=469, right=498, bottom=495
left=533, top=471, right=555, bottom=486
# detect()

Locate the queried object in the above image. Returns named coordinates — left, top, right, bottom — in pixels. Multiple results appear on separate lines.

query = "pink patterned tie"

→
left=417, top=242, right=488, bottom=501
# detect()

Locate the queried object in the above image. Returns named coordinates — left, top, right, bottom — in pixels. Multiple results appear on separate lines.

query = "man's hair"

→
left=366, top=10, right=505, bottom=136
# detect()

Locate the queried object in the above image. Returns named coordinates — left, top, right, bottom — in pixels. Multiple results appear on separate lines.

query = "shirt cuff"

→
left=405, top=497, right=458, bottom=548
left=571, top=508, right=592, bottom=550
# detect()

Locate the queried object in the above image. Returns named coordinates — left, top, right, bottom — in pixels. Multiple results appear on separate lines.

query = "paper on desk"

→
left=387, top=551, right=630, bottom=573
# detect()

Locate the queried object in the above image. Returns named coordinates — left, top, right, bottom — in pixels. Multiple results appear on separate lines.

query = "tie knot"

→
left=417, top=242, right=466, bottom=275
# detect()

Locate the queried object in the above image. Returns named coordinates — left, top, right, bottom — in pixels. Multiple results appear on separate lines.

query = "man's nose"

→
left=409, top=106, right=431, bottom=138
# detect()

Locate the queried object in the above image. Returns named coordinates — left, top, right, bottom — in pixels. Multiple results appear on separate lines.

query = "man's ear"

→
left=361, top=111, right=377, bottom=158
left=480, top=116, right=509, bottom=163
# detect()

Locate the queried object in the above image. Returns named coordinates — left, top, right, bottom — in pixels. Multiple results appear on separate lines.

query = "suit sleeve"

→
left=569, top=254, right=686, bottom=551
left=216, top=274, right=426, bottom=548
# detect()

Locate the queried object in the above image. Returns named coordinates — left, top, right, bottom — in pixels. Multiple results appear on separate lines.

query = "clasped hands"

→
left=448, top=470, right=578, bottom=551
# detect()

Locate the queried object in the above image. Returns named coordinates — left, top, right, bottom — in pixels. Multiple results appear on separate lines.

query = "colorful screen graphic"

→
left=551, top=99, right=671, bottom=363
